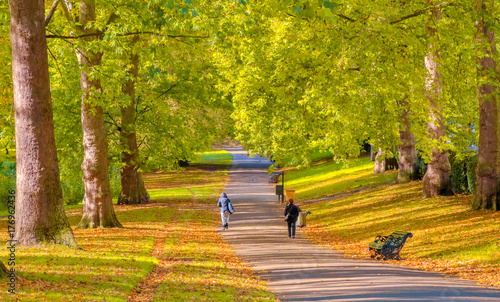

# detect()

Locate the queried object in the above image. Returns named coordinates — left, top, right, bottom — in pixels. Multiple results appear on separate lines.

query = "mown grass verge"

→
left=286, top=157, right=500, bottom=288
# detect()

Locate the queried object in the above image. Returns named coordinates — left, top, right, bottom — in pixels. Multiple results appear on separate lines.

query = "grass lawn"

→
left=285, top=156, right=396, bottom=201
left=143, top=150, right=233, bottom=204
left=286, top=157, right=500, bottom=288
left=0, top=149, right=275, bottom=301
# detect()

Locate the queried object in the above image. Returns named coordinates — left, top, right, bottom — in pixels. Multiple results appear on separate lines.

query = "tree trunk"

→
left=374, top=148, right=386, bottom=174
left=117, top=45, right=150, bottom=205
left=77, top=0, right=122, bottom=228
left=397, top=98, right=417, bottom=183
left=474, top=0, right=499, bottom=210
left=9, top=0, right=77, bottom=246
left=422, top=8, right=452, bottom=197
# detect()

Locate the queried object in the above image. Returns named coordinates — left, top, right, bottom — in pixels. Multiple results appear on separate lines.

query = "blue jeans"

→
left=287, top=221, right=296, bottom=237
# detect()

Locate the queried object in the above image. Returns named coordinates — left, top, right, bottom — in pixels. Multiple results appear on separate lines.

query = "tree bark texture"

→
left=422, top=9, right=452, bottom=197
left=117, top=47, right=150, bottom=205
left=474, top=0, right=499, bottom=210
left=78, top=0, right=122, bottom=228
left=374, top=148, right=386, bottom=174
left=397, top=98, right=417, bottom=183
left=9, top=0, right=77, bottom=246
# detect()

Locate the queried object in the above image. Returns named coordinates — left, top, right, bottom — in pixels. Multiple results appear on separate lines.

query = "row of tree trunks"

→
left=474, top=0, right=499, bottom=210
left=117, top=39, right=150, bottom=205
left=77, top=0, right=121, bottom=228
left=422, top=8, right=452, bottom=197
left=378, top=9, right=451, bottom=194
left=9, top=0, right=77, bottom=247
left=379, top=5, right=499, bottom=211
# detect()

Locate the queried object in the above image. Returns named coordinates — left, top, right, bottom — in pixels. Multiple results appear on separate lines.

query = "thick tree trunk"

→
left=77, top=0, right=122, bottom=228
left=474, top=0, right=499, bottom=210
left=397, top=98, right=417, bottom=183
left=422, top=9, right=452, bottom=197
left=117, top=48, right=150, bottom=205
left=374, top=148, right=386, bottom=174
left=9, top=0, right=77, bottom=246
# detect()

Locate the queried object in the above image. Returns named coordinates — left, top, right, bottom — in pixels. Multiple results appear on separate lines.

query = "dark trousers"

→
left=287, top=220, right=296, bottom=237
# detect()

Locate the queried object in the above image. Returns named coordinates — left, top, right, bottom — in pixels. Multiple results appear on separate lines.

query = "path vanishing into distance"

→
left=220, top=148, right=500, bottom=302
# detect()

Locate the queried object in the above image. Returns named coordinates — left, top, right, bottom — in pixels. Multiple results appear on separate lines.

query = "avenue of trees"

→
left=0, top=0, right=498, bottom=269
left=1, top=0, right=234, bottom=252
left=214, top=0, right=498, bottom=208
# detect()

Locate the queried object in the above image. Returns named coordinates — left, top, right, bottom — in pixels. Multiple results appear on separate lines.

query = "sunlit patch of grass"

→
left=192, top=150, right=233, bottom=166
left=155, top=210, right=275, bottom=301
left=0, top=207, right=177, bottom=301
left=143, top=169, right=208, bottom=190
left=285, top=157, right=396, bottom=201
left=148, top=187, right=194, bottom=200
left=299, top=171, right=500, bottom=288
left=143, top=151, right=231, bottom=205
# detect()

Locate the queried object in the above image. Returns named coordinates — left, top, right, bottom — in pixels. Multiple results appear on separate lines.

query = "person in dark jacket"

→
left=284, top=199, right=301, bottom=238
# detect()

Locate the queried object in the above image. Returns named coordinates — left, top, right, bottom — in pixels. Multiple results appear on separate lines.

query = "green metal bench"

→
left=369, top=231, right=413, bottom=260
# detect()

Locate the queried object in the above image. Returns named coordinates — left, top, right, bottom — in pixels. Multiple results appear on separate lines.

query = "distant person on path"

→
left=218, top=193, right=232, bottom=230
left=284, top=199, right=301, bottom=238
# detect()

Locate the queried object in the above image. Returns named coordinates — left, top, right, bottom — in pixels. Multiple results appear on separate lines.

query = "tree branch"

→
left=44, top=0, right=61, bottom=27
left=390, top=2, right=451, bottom=24
left=47, top=31, right=210, bottom=40
left=336, top=14, right=356, bottom=22
left=156, top=82, right=179, bottom=99
left=60, top=0, right=79, bottom=32
left=137, top=106, right=150, bottom=116
left=105, top=111, right=121, bottom=131
left=137, top=135, right=147, bottom=149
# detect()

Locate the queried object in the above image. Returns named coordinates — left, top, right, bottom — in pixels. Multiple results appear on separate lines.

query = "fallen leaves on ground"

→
left=301, top=181, right=500, bottom=289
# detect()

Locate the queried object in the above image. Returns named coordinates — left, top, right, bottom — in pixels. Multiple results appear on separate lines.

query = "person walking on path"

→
left=218, top=192, right=232, bottom=230
left=284, top=199, right=301, bottom=238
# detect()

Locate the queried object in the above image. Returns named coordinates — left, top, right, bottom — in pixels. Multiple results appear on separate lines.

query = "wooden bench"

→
left=369, top=231, right=413, bottom=260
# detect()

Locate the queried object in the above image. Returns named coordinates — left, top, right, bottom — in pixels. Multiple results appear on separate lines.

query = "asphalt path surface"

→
left=219, top=148, right=500, bottom=301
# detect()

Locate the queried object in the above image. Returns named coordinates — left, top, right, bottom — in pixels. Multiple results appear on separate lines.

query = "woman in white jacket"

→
left=217, top=193, right=232, bottom=230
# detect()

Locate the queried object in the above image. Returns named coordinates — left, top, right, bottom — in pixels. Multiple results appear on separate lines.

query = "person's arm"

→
left=217, top=200, right=221, bottom=207
left=284, top=205, right=288, bottom=216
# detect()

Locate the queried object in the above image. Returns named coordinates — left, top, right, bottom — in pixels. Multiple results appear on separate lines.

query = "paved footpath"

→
left=219, top=148, right=500, bottom=302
